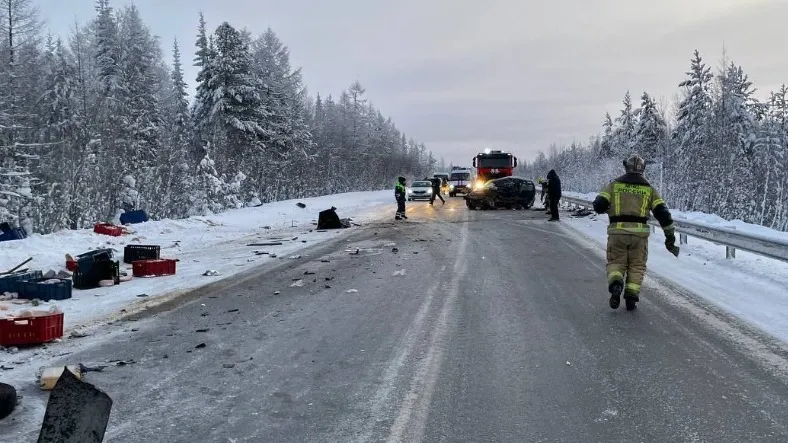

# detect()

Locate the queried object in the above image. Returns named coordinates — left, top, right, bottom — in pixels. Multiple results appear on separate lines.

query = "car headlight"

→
left=473, top=181, right=484, bottom=191
left=407, top=188, right=412, bottom=194
left=449, top=184, right=454, bottom=190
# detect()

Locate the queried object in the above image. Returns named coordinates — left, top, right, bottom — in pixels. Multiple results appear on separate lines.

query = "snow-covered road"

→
left=5, top=197, right=788, bottom=442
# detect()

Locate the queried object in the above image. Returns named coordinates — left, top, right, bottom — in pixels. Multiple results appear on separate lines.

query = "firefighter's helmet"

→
left=623, top=154, right=646, bottom=174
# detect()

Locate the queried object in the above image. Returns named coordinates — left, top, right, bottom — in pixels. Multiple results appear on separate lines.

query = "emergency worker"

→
left=592, top=154, right=680, bottom=311
left=395, top=176, right=408, bottom=220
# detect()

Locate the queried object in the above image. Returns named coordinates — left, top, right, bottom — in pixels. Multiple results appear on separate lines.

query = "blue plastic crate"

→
left=17, top=278, right=72, bottom=302
left=0, top=227, right=27, bottom=243
left=0, top=271, right=43, bottom=294
left=120, top=209, right=149, bottom=225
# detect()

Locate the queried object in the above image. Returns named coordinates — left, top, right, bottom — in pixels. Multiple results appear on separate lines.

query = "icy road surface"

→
left=4, top=197, right=788, bottom=442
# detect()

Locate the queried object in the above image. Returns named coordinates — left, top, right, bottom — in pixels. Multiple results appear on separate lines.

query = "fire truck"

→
left=471, top=149, right=518, bottom=190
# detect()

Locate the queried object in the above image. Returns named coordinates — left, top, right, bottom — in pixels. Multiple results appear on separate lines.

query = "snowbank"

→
left=0, top=191, right=392, bottom=331
left=562, top=203, right=788, bottom=343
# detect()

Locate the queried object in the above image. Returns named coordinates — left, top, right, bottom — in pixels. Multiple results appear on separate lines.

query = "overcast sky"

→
left=39, top=0, right=788, bottom=166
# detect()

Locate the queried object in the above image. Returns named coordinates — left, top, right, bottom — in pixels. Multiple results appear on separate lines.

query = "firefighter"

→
left=546, top=169, right=561, bottom=221
left=395, top=176, right=408, bottom=220
left=429, top=176, right=445, bottom=205
left=592, top=154, right=680, bottom=311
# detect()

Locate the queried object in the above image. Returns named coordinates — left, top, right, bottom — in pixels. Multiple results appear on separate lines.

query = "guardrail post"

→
left=679, top=233, right=687, bottom=245
left=726, top=246, right=736, bottom=259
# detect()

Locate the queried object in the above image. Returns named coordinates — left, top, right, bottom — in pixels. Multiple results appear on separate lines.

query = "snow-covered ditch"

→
left=0, top=190, right=392, bottom=331
left=562, top=191, right=788, bottom=342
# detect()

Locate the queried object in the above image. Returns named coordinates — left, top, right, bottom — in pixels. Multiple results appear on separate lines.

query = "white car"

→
left=407, top=181, right=433, bottom=201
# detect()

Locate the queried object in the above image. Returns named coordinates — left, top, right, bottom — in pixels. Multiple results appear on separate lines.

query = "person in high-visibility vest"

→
left=593, top=154, right=679, bottom=311
left=395, top=176, right=408, bottom=220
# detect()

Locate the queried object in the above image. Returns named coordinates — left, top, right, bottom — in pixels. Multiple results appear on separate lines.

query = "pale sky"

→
left=39, top=0, right=788, bottom=166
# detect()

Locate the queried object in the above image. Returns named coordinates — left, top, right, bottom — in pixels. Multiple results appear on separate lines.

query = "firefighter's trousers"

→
left=606, top=233, right=648, bottom=297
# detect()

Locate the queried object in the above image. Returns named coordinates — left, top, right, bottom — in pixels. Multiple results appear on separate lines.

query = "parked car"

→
left=464, top=176, right=536, bottom=210
left=407, top=180, right=433, bottom=201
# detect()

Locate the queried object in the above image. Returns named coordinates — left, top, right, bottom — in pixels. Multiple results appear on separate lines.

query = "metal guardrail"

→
left=560, top=195, right=788, bottom=263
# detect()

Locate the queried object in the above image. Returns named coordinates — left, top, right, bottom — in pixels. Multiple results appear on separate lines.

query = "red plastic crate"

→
left=0, top=312, right=64, bottom=346
left=66, top=259, right=76, bottom=272
left=94, top=223, right=123, bottom=237
left=132, top=259, right=176, bottom=277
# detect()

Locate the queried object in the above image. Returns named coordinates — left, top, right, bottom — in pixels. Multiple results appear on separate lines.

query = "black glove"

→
left=664, top=231, right=679, bottom=257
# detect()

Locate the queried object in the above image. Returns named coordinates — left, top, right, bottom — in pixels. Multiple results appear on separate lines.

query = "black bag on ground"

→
left=317, top=207, right=344, bottom=230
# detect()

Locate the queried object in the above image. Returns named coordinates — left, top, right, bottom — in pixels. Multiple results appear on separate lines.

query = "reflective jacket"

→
left=395, top=182, right=406, bottom=200
left=593, top=173, right=674, bottom=237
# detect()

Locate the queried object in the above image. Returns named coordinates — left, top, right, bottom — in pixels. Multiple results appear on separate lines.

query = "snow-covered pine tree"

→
left=192, top=21, right=266, bottom=198
left=671, top=50, right=714, bottom=211
left=599, top=112, right=614, bottom=158
left=712, top=61, right=759, bottom=219
left=0, top=0, right=44, bottom=231
left=613, top=91, right=637, bottom=156
left=634, top=91, right=667, bottom=163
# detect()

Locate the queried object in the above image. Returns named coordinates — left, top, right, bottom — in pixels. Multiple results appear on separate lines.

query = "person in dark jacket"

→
left=429, top=177, right=445, bottom=205
left=546, top=169, right=562, bottom=221
left=395, top=176, right=408, bottom=220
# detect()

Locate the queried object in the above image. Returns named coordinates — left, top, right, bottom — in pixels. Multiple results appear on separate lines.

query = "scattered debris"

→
left=392, top=247, right=399, bottom=253
left=346, top=289, right=358, bottom=293
left=296, top=202, right=307, bottom=209
left=321, top=259, right=330, bottom=263
left=289, top=255, right=302, bottom=259
left=223, top=363, right=236, bottom=369
left=79, top=364, right=108, bottom=373
left=274, top=291, right=281, bottom=295
left=196, top=329, right=209, bottom=333
left=200, top=312, right=209, bottom=317
left=227, top=309, right=239, bottom=313
left=0, top=365, right=12, bottom=370
left=247, top=242, right=283, bottom=247
left=325, top=285, right=332, bottom=289
left=291, top=279, right=304, bottom=287
left=110, top=359, right=137, bottom=366
left=136, top=293, right=149, bottom=298
left=349, top=249, right=360, bottom=255
left=195, top=343, right=206, bottom=349
left=304, top=271, right=315, bottom=275
left=203, top=270, right=220, bottom=276
left=69, top=330, right=91, bottom=339
left=392, top=269, right=406, bottom=277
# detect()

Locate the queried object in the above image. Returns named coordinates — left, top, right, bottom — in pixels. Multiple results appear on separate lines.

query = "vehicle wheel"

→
left=0, top=382, right=16, bottom=420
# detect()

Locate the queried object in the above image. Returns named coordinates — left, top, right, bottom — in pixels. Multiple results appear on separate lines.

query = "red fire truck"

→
left=471, top=150, right=518, bottom=190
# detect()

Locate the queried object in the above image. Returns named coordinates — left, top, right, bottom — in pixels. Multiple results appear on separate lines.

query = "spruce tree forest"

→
left=519, top=50, right=788, bottom=231
left=0, top=0, right=436, bottom=234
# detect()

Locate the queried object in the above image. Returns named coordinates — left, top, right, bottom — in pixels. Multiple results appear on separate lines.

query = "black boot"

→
left=608, top=281, right=623, bottom=309
left=624, top=293, right=639, bottom=311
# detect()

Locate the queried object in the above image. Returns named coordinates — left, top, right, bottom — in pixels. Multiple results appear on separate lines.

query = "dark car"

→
left=464, top=176, right=536, bottom=210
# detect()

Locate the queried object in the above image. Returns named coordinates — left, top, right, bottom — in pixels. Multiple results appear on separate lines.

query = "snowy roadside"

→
left=0, top=190, right=392, bottom=332
left=560, top=194, right=788, bottom=343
